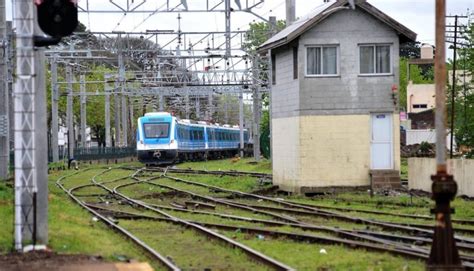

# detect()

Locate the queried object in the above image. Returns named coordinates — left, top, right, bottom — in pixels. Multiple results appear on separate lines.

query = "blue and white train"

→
left=136, top=112, right=250, bottom=164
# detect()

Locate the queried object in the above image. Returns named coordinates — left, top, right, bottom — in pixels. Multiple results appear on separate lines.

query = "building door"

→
left=371, top=113, right=393, bottom=169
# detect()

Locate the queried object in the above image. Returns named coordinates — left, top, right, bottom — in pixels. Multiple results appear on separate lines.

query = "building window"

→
left=360, top=44, right=391, bottom=74
left=306, top=45, right=338, bottom=76
left=293, top=46, right=298, bottom=79
left=413, top=104, right=428, bottom=109
left=271, top=54, right=276, bottom=85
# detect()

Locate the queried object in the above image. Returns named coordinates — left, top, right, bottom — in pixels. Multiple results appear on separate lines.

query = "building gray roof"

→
left=258, top=0, right=417, bottom=52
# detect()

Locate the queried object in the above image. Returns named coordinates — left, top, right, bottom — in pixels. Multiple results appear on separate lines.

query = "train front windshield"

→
left=144, top=123, right=170, bottom=138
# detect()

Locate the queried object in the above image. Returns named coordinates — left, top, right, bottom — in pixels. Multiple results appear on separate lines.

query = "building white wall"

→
left=407, top=83, right=435, bottom=113
left=409, top=158, right=474, bottom=197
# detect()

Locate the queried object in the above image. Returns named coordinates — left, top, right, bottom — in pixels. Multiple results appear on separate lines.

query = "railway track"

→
left=155, top=170, right=474, bottom=235
left=59, top=168, right=294, bottom=270
left=57, top=167, right=474, bottom=270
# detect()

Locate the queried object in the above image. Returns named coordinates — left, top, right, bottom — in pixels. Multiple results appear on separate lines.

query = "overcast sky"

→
left=6, top=0, right=474, bottom=48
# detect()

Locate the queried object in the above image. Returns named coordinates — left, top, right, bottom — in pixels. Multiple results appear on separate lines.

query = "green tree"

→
left=450, top=23, right=474, bottom=152
left=243, top=20, right=285, bottom=158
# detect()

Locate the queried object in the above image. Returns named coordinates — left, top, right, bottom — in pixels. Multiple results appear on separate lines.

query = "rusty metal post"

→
left=427, top=0, right=464, bottom=270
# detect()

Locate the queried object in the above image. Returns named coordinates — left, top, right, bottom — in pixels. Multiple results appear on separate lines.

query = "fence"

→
left=10, top=147, right=137, bottom=165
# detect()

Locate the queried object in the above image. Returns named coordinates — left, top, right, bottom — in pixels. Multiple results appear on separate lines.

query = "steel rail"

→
left=162, top=175, right=435, bottom=232
left=161, top=174, right=474, bottom=243
left=127, top=178, right=304, bottom=224
left=285, top=201, right=474, bottom=226
left=55, top=171, right=181, bottom=271
left=85, top=200, right=474, bottom=265
left=92, top=170, right=295, bottom=271
left=135, top=166, right=273, bottom=179
left=85, top=205, right=430, bottom=260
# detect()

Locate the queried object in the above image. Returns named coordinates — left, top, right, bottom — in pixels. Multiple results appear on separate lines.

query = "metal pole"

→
left=66, top=65, right=74, bottom=161
left=34, top=39, right=48, bottom=245
left=449, top=15, right=458, bottom=159
left=129, top=96, right=135, bottom=143
left=80, top=74, right=87, bottom=148
left=252, top=59, right=261, bottom=162
left=0, top=0, right=8, bottom=180
left=224, top=0, right=231, bottom=58
left=14, top=0, right=36, bottom=250
left=195, top=97, right=200, bottom=119
left=114, top=80, right=121, bottom=147
left=427, top=0, right=463, bottom=269
left=118, top=34, right=128, bottom=147
left=207, top=93, right=213, bottom=121
left=104, top=84, right=111, bottom=147
left=121, top=93, right=128, bottom=147
left=159, top=94, right=164, bottom=111
left=224, top=96, right=229, bottom=123
left=185, top=90, right=190, bottom=119
left=50, top=55, right=59, bottom=162
left=239, top=87, right=244, bottom=157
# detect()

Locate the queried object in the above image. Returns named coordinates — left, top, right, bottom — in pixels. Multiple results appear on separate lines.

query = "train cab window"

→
left=143, top=123, right=169, bottom=138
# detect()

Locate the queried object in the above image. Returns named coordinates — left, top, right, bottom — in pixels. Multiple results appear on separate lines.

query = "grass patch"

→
left=178, top=158, right=272, bottom=173
left=0, top=166, right=167, bottom=270
left=119, top=219, right=271, bottom=270
left=222, top=232, right=425, bottom=271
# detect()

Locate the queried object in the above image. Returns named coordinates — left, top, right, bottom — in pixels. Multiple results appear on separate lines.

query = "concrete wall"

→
left=409, top=158, right=474, bottom=197
left=407, top=83, right=435, bottom=113
left=298, top=115, right=371, bottom=188
left=272, top=47, right=300, bottom=119
left=298, top=8, right=399, bottom=116
left=272, top=116, right=300, bottom=191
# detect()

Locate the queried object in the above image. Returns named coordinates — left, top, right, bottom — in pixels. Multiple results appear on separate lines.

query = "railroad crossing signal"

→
left=36, top=0, right=78, bottom=38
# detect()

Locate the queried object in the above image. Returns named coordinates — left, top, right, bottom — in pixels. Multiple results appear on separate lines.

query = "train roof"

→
left=144, top=112, right=172, bottom=117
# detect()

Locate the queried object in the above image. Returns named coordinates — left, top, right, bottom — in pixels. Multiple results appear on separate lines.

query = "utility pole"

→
left=224, top=0, right=231, bottom=58
left=252, top=60, right=261, bottom=162
left=34, top=24, right=48, bottom=246
left=159, top=94, right=164, bottom=111
left=239, top=87, right=244, bottom=157
left=207, top=93, right=213, bottom=121
left=14, top=0, right=37, bottom=250
left=66, top=65, right=74, bottom=162
left=185, top=90, right=190, bottom=119
left=0, top=0, right=9, bottom=180
left=114, top=80, right=121, bottom=147
left=427, top=0, right=463, bottom=269
left=50, top=55, right=59, bottom=162
left=449, top=15, right=458, bottom=159
left=104, top=83, right=112, bottom=148
left=446, top=14, right=468, bottom=158
left=129, top=96, right=135, bottom=143
left=224, top=96, right=229, bottom=123
left=118, top=34, right=128, bottom=147
left=195, top=97, right=200, bottom=119
left=80, top=74, right=87, bottom=148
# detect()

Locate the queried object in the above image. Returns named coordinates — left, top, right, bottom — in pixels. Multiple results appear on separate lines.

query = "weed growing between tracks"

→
left=118, top=219, right=272, bottom=270
left=223, top=232, right=424, bottom=270
left=0, top=166, right=160, bottom=269
left=178, top=158, right=272, bottom=173
left=12, top=158, right=470, bottom=270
